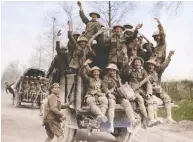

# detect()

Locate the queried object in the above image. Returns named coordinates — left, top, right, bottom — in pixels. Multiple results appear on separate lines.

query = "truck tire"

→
left=114, top=128, right=132, bottom=142
left=63, top=125, right=76, bottom=142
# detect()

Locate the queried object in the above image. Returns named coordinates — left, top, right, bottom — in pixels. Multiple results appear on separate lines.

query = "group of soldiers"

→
left=20, top=76, right=49, bottom=104
left=46, top=1, right=176, bottom=133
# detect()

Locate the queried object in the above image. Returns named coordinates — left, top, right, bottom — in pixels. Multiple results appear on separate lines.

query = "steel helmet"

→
left=106, top=64, right=119, bottom=71
left=90, top=66, right=101, bottom=72
left=152, top=31, right=160, bottom=37
left=77, top=36, right=88, bottom=43
left=72, top=31, right=80, bottom=36
left=89, top=12, right=100, bottom=18
left=146, top=59, right=157, bottom=66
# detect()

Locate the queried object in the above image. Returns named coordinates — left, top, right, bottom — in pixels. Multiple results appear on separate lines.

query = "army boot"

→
left=108, top=108, right=115, bottom=133
left=165, top=103, right=176, bottom=124
left=91, top=105, right=108, bottom=123
left=148, top=104, right=162, bottom=127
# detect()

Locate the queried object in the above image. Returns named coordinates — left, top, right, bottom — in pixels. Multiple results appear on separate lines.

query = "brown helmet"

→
left=123, top=24, right=133, bottom=29
left=113, top=24, right=125, bottom=31
left=89, top=11, right=100, bottom=18
left=90, top=66, right=101, bottom=72
left=132, top=57, right=144, bottom=66
left=106, top=64, right=119, bottom=71
left=146, top=59, right=157, bottom=66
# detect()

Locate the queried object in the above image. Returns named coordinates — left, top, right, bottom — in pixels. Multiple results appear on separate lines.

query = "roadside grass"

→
left=158, top=99, right=193, bottom=121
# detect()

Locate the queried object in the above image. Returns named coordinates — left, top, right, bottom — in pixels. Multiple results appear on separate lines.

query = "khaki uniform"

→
left=68, top=31, right=86, bottom=70
left=44, top=94, right=68, bottom=139
left=80, top=65, right=108, bottom=116
left=29, top=83, right=36, bottom=101
left=121, top=66, right=154, bottom=123
left=79, top=10, right=101, bottom=40
left=155, top=23, right=166, bottom=65
left=22, top=81, right=30, bottom=100
left=101, top=75, right=136, bottom=131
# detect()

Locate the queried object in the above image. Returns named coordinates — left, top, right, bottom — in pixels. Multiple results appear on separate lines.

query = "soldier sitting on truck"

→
left=21, top=76, right=30, bottom=101
left=102, top=63, right=139, bottom=133
left=121, top=57, right=157, bottom=129
left=146, top=50, right=176, bottom=124
left=34, top=77, right=42, bottom=103
left=29, top=80, right=36, bottom=102
left=80, top=59, right=108, bottom=124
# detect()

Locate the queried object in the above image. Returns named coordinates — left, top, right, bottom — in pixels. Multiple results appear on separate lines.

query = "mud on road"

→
left=1, top=92, right=193, bottom=142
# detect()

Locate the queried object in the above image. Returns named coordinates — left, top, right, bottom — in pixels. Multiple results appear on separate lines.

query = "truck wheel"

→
left=63, top=125, right=76, bottom=142
left=114, top=128, right=132, bottom=142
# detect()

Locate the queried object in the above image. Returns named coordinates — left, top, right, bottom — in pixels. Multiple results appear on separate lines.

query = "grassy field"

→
left=158, top=99, right=193, bottom=121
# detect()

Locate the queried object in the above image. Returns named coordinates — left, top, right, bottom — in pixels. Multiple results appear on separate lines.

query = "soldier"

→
left=80, top=59, right=108, bottom=123
left=67, top=31, right=80, bottom=63
left=34, top=77, right=42, bottom=103
left=43, top=83, right=71, bottom=142
left=107, top=24, right=143, bottom=70
left=77, top=1, right=101, bottom=40
left=29, top=81, right=36, bottom=102
left=5, top=82, right=15, bottom=100
left=102, top=63, right=139, bottom=133
left=121, top=57, right=156, bottom=128
left=46, top=31, right=69, bottom=84
left=21, top=76, right=30, bottom=101
left=67, top=21, right=90, bottom=73
left=152, top=18, right=166, bottom=65
left=146, top=50, right=176, bottom=124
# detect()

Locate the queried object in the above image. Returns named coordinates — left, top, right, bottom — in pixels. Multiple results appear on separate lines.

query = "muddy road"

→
left=1, top=92, right=193, bottom=142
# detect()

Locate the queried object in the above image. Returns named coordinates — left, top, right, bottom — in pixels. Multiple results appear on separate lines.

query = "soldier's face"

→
left=148, top=63, right=155, bottom=72
left=154, top=35, right=160, bottom=42
left=133, top=59, right=142, bottom=69
left=79, top=41, right=87, bottom=48
left=109, top=69, right=117, bottom=77
left=92, top=70, right=100, bottom=78
left=91, top=14, right=97, bottom=20
left=52, top=84, right=60, bottom=95
left=115, top=27, right=122, bottom=34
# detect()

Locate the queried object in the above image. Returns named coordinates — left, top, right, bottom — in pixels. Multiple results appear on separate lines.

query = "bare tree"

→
left=151, top=1, right=183, bottom=16
left=90, top=1, right=137, bottom=27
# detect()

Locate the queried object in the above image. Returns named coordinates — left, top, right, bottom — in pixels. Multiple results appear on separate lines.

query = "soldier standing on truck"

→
left=67, top=21, right=90, bottom=73
left=102, top=63, right=139, bottom=133
left=43, top=83, right=70, bottom=142
left=80, top=59, right=108, bottom=123
left=77, top=1, right=101, bottom=41
left=121, top=57, right=157, bottom=128
left=5, top=82, right=15, bottom=100
left=146, top=50, right=176, bottom=124
left=106, top=24, right=143, bottom=70
left=46, top=31, right=69, bottom=85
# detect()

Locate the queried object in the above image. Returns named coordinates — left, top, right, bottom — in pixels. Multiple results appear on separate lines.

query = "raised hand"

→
left=135, top=24, right=143, bottom=30
left=84, top=58, right=93, bottom=65
left=154, top=18, right=161, bottom=24
left=169, top=50, right=175, bottom=57
left=77, top=1, right=82, bottom=9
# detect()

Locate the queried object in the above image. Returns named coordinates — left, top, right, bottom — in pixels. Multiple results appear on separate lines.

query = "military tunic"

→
left=44, top=94, right=68, bottom=138
left=68, top=31, right=86, bottom=70
left=79, top=10, right=101, bottom=40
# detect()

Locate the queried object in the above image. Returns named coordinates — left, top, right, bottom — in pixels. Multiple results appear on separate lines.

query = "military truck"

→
left=14, top=68, right=46, bottom=108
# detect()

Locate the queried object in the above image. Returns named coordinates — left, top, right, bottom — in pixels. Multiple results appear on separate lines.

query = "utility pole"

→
left=108, top=1, right=112, bottom=28
left=52, top=17, right=56, bottom=60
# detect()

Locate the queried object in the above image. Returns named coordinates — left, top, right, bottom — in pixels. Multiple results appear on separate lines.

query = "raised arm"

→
left=77, top=1, right=89, bottom=25
left=157, top=50, right=174, bottom=74
left=155, top=18, right=166, bottom=45
left=67, top=21, right=78, bottom=49
left=126, top=24, right=143, bottom=43
left=79, top=59, right=92, bottom=81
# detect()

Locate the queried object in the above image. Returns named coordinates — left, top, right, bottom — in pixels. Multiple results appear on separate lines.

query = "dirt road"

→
left=1, top=92, right=193, bottom=142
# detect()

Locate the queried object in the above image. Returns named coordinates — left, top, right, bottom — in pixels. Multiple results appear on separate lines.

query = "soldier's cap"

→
left=142, top=42, right=154, bottom=49
left=123, top=24, right=133, bottom=29
left=152, top=31, right=160, bottom=37
left=72, top=31, right=80, bottom=36
left=30, top=76, right=34, bottom=79
left=106, top=64, right=119, bottom=71
left=31, top=82, right=34, bottom=84
left=124, top=29, right=134, bottom=33
left=90, top=66, right=101, bottom=72
left=132, top=57, right=144, bottom=66
left=40, top=84, right=44, bottom=86
left=146, top=59, right=157, bottom=66
left=60, top=46, right=68, bottom=50
left=77, top=36, right=88, bottom=43
left=89, top=12, right=100, bottom=18
left=113, top=24, right=125, bottom=31
left=24, top=76, right=29, bottom=78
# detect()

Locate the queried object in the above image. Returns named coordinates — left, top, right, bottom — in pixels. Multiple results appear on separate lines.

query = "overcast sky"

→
left=1, top=1, right=193, bottom=80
